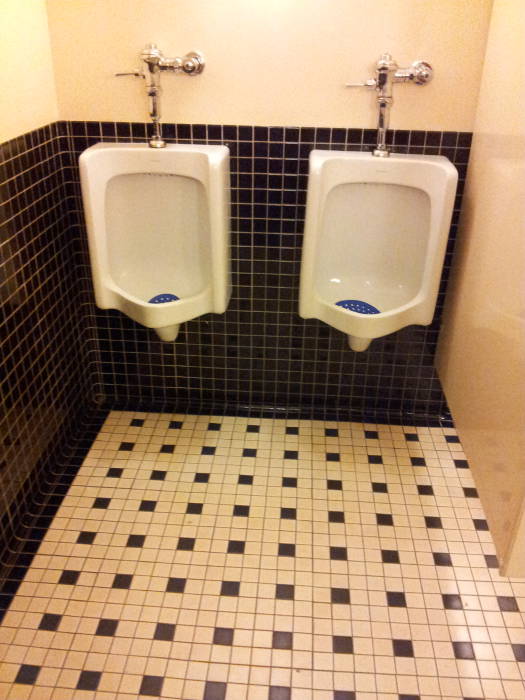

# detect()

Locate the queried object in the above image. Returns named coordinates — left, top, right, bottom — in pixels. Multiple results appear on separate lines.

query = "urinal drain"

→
left=148, top=293, right=180, bottom=304
left=336, top=299, right=381, bottom=314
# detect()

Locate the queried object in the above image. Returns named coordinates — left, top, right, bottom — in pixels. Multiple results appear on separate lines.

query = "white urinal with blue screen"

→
left=80, top=143, right=230, bottom=341
left=299, top=150, right=457, bottom=351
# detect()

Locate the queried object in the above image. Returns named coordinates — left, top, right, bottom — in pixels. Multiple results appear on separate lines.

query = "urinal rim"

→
left=104, top=278, right=212, bottom=309
left=318, top=289, right=426, bottom=318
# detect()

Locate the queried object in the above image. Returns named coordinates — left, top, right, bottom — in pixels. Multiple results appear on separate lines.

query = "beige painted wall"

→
left=436, top=0, right=525, bottom=576
left=0, top=0, right=58, bottom=143
left=46, top=0, right=492, bottom=130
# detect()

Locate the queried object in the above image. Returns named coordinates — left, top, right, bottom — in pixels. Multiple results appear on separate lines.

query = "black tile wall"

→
left=0, top=123, right=104, bottom=595
left=65, top=121, right=470, bottom=423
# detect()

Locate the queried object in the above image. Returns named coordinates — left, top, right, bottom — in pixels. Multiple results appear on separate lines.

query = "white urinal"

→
left=300, top=150, right=458, bottom=351
left=79, top=143, right=230, bottom=341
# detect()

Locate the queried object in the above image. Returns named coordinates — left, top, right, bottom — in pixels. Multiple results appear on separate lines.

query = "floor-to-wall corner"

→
left=0, top=123, right=103, bottom=598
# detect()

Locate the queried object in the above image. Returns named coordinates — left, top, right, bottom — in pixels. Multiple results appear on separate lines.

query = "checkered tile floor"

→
left=0, top=412, right=524, bottom=700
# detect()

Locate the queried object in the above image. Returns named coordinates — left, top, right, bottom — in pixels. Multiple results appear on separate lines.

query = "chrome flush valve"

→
left=346, top=53, right=433, bottom=157
left=116, top=44, right=205, bottom=148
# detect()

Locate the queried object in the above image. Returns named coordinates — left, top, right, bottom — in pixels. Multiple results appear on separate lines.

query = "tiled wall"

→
left=0, top=123, right=100, bottom=572
left=66, top=122, right=470, bottom=423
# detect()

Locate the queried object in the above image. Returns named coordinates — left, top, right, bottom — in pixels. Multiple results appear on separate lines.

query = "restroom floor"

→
left=0, top=412, right=524, bottom=700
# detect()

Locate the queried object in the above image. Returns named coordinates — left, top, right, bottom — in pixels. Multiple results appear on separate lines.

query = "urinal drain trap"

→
left=336, top=299, right=381, bottom=314
left=148, top=293, right=180, bottom=304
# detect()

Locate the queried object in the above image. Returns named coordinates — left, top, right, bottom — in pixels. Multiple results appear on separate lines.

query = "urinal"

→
left=79, top=143, right=230, bottom=341
left=299, top=150, right=458, bottom=351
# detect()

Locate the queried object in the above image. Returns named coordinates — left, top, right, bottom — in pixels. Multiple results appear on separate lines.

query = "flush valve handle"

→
left=115, top=70, right=145, bottom=79
left=345, top=79, right=377, bottom=89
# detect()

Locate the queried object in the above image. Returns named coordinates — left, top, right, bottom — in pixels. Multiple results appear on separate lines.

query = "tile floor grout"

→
left=0, top=411, right=523, bottom=700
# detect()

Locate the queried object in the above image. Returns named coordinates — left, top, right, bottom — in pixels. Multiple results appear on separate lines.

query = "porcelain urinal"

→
left=79, top=143, right=230, bottom=341
left=299, top=150, right=457, bottom=351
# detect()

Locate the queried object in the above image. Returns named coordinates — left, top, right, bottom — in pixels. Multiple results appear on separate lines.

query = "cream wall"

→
left=0, top=0, right=58, bottom=143
left=436, top=0, right=525, bottom=576
left=46, top=0, right=492, bottom=130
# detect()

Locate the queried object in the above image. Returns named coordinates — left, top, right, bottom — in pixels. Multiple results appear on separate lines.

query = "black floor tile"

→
left=333, top=636, right=353, bottom=653
left=512, top=644, right=525, bottom=661
left=238, top=474, right=253, bottom=485
left=393, top=639, right=414, bottom=657
left=95, top=618, right=119, bottom=636
left=442, top=594, right=463, bottom=610
left=387, top=591, right=407, bottom=607
left=14, top=664, right=40, bottom=684
left=58, top=570, right=80, bottom=585
left=93, top=497, right=111, bottom=509
left=278, top=543, right=295, bottom=557
left=154, top=623, right=176, bottom=641
left=328, top=511, right=345, bottom=523
left=424, top=516, right=442, bottom=529
left=150, top=470, right=166, bottom=481
left=127, top=534, right=146, bottom=548
left=186, top=502, right=203, bottom=514
left=112, top=574, right=133, bottom=589
left=331, top=588, right=350, bottom=604
left=463, top=487, right=479, bottom=498
left=410, top=457, right=426, bottom=467
left=329, top=547, right=348, bottom=561
left=77, top=531, right=96, bottom=544
left=381, top=549, right=400, bottom=564
left=233, top=505, right=250, bottom=517
left=119, top=442, right=135, bottom=451
left=139, top=674, right=164, bottom=696
left=473, top=519, right=489, bottom=531
left=213, top=627, right=234, bottom=645
left=275, top=584, right=294, bottom=600
left=372, top=482, right=388, bottom=493
left=280, top=507, right=296, bottom=520
left=38, top=613, right=62, bottom=631
left=227, top=540, right=245, bottom=554
left=376, top=513, right=394, bottom=526
left=204, top=681, right=227, bottom=700
left=268, top=686, right=291, bottom=700
left=166, top=577, right=186, bottom=593
left=452, top=641, right=475, bottom=659
left=177, top=537, right=195, bottom=551
left=497, top=596, right=519, bottom=612
left=433, top=552, right=453, bottom=567
left=195, top=472, right=210, bottom=483
left=139, top=500, right=157, bottom=512
left=220, top=581, right=240, bottom=596
left=272, top=631, right=293, bottom=649
left=77, top=670, right=102, bottom=691
left=327, top=480, right=342, bottom=490
left=282, top=477, right=297, bottom=487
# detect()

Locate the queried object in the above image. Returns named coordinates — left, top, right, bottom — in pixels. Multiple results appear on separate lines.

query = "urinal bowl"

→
left=80, top=143, right=231, bottom=341
left=299, top=150, right=458, bottom=350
